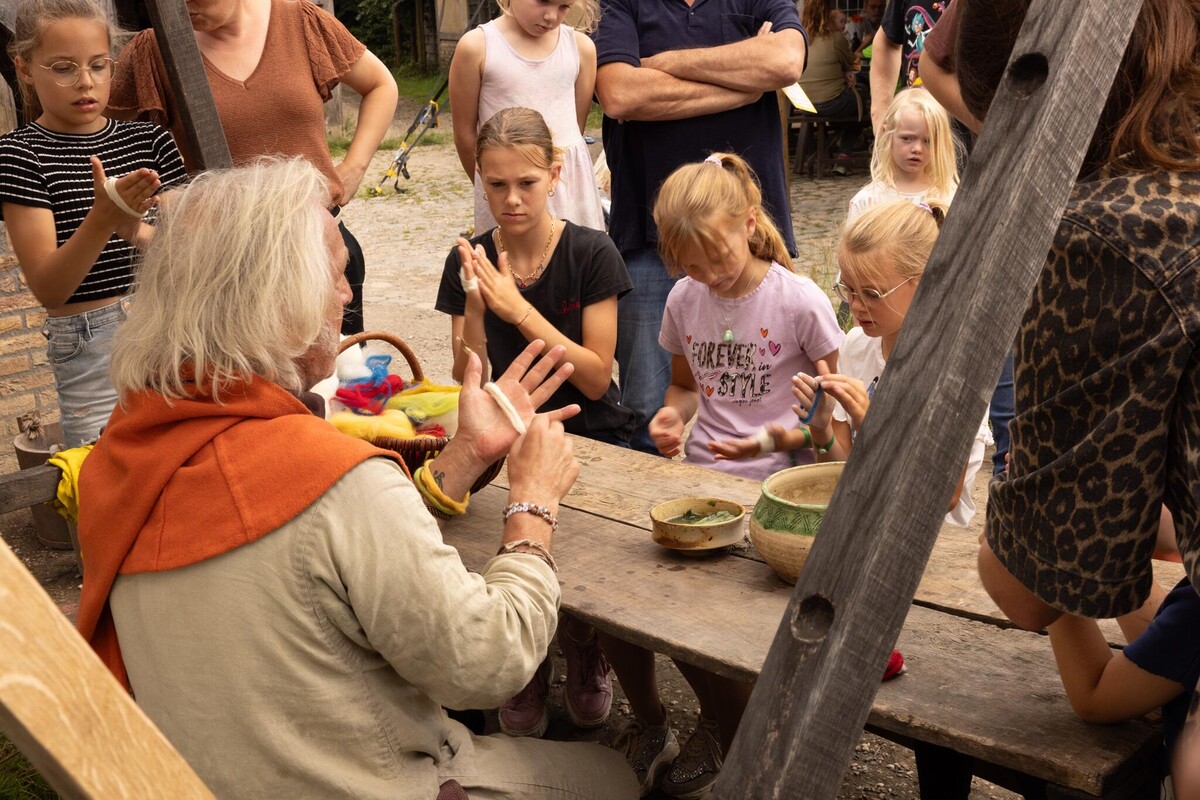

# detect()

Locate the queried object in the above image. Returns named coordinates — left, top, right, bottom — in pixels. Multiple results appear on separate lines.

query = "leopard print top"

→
left=986, top=170, right=1200, bottom=619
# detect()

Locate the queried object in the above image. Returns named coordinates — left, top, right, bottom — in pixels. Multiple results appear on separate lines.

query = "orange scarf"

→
left=76, top=376, right=404, bottom=689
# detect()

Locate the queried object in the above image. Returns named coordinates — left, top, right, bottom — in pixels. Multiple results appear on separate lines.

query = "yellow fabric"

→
left=386, top=390, right=459, bottom=422
left=48, top=445, right=93, bottom=523
left=331, top=409, right=430, bottom=441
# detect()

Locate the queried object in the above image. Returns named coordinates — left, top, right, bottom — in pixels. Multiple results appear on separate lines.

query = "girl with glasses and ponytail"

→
left=784, top=199, right=990, bottom=528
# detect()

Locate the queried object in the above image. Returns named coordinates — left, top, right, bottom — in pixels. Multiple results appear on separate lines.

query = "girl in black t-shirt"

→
left=434, top=106, right=631, bottom=740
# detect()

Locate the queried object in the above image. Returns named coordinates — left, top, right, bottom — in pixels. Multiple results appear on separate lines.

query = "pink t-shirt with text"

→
left=659, top=263, right=844, bottom=480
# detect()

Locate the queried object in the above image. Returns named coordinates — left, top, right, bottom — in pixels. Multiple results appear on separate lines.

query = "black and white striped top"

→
left=0, top=119, right=187, bottom=304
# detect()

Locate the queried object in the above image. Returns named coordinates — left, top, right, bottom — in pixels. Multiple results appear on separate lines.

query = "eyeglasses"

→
left=832, top=276, right=916, bottom=305
left=37, top=57, right=117, bottom=87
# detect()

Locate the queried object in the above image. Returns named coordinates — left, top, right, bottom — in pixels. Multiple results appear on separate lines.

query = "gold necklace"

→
left=496, top=216, right=556, bottom=288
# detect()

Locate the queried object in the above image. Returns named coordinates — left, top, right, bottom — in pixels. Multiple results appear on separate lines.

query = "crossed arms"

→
left=596, top=26, right=806, bottom=122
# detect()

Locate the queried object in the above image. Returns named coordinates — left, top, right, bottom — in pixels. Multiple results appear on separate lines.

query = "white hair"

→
left=110, top=158, right=335, bottom=402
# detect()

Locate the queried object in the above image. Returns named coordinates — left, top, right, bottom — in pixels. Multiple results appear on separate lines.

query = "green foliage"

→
left=327, top=130, right=450, bottom=157
left=0, top=734, right=57, bottom=800
left=336, top=0, right=398, bottom=65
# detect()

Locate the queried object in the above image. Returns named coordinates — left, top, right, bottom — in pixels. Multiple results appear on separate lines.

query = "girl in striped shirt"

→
left=1, top=0, right=186, bottom=446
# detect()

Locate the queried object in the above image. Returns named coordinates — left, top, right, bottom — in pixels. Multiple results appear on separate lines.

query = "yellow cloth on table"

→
left=48, top=444, right=93, bottom=523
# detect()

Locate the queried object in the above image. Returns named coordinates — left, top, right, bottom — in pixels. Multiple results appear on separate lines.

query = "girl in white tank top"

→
left=449, top=0, right=605, bottom=232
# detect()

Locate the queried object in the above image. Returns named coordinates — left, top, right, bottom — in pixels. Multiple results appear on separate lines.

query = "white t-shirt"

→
left=846, top=180, right=956, bottom=223
left=832, top=327, right=991, bottom=527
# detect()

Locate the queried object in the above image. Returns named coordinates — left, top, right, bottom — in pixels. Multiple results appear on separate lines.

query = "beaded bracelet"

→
left=812, top=430, right=837, bottom=454
left=497, top=538, right=558, bottom=573
left=414, top=465, right=469, bottom=516
left=503, top=501, right=559, bottom=533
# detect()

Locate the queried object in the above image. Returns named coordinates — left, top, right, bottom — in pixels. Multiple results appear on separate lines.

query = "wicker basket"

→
left=337, top=331, right=503, bottom=493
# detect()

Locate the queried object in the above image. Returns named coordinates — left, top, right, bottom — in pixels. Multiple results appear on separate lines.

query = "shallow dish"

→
left=650, top=497, right=746, bottom=553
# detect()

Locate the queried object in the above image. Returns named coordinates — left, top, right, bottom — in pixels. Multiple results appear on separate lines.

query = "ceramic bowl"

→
left=650, top=497, right=746, bottom=553
left=749, top=462, right=845, bottom=583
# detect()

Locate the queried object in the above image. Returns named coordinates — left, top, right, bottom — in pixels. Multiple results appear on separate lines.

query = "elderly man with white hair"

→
left=73, top=158, right=637, bottom=800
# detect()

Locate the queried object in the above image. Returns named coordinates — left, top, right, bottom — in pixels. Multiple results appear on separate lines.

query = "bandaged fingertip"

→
left=460, top=266, right=479, bottom=293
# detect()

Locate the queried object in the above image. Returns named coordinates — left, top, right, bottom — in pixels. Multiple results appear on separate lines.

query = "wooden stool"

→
left=790, top=112, right=869, bottom=178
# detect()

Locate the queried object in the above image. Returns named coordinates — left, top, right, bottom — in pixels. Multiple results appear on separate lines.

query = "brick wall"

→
left=0, top=249, right=57, bottom=473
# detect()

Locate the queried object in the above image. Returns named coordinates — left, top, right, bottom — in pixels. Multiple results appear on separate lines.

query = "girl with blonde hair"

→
left=0, top=0, right=186, bottom=446
left=847, top=87, right=959, bottom=221
left=436, top=106, right=631, bottom=742
left=605, top=153, right=841, bottom=799
left=788, top=200, right=990, bottom=527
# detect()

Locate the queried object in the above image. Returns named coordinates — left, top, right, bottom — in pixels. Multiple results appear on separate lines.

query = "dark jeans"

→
left=812, top=86, right=867, bottom=155
left=338, top=220, right=366, bottom=336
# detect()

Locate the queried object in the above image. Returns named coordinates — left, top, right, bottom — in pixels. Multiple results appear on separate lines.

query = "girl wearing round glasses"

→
left=721, top=200, right=990, bottom=527
left=0, top=0, right=187, bottom=447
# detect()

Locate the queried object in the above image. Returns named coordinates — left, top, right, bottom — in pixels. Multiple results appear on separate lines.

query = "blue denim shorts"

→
left=42, top=297, right=129, bottom=447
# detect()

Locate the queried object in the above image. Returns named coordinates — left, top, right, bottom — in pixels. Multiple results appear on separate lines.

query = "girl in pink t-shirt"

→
left=603, top=153, right=841, bottom=798
left=649, top=153, right=843, bottom=481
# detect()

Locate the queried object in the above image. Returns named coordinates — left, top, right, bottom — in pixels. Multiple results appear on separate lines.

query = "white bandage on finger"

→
left=460, top=266, right=479, bottom=294
left=755, top=427, right=775, bottom=454
left=483, top=381, right=527, bottom=435
left=104, top=177, right=143, bottom=217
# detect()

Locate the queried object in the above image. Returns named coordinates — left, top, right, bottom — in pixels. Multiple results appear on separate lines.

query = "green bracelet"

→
left=812, top=430, right=836, bottom=454
left=799, top=426, right=813, bottom=449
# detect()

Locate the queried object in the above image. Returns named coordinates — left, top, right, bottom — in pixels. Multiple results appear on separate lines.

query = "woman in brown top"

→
left=108, top=0, right=398, bottom=336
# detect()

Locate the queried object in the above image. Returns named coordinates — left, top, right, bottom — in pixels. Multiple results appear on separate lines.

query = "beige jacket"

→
left=110, top=458, right=562, bottom=799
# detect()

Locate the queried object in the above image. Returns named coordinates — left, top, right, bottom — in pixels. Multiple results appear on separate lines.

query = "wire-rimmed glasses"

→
left=37, top=57, right=117, bottom=87
left=832, top=275, right=916, bottom=305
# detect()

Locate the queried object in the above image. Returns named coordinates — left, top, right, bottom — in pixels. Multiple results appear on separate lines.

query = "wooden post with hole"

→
left=714, top=1, right=1144, bottom=796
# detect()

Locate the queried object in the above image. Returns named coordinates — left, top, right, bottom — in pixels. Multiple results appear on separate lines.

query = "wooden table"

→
left=443, top=438, right=1179, bottom=799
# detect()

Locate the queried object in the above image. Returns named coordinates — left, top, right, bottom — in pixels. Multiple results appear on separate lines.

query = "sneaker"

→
left=831, top=163, right=849, bottom=176
left=559, top=626, right=613, bottom=727
left=613, top=719, right=680, bottom=797
left=883, top=649, right=906, bottom=681
left=498, top=656, right=551, bottom=737
left=661, top=716, right=722, bottom=799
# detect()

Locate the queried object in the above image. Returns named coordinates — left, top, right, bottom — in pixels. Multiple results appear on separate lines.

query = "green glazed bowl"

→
left=749, top=462, right=845, bottom=583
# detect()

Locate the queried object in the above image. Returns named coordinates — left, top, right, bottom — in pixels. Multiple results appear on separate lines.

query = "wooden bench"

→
left=790, top=109, right=872, bottom=178
left=443, top=438, right=1169, bottom=800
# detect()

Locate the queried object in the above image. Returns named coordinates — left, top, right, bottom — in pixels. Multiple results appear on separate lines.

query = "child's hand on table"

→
left=649, top=407, right=686, bottom=457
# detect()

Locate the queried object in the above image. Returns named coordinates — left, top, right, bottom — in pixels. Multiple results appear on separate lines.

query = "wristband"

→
left=812, top=430, right=836, bottom=454
left=755, top=427, right=775, bottom=454
left=799, top=426, right=813, bottom=450
left=104, top=176, right=143, bottom=217
left=503, top=502, right=559, bottom=533
left=414, top=465, right=469, bottom=515
left=497, top=537, right=558, bottom=572
left=514, top=306, right=534, bottom=327
left=483, top=381, right=527, bottom=435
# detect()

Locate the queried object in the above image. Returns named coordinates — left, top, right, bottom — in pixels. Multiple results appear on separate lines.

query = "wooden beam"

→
left=142, top=0, right=232, bottom=170
left=0, top=538, right=216, bottom=799
left=715, top=1, right=1144, bottom=796
left=310, top=0, right=345, bottom=133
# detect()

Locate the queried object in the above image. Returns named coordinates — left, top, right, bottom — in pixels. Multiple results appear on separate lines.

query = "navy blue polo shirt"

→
left=593, top=0, right=804, bottom=256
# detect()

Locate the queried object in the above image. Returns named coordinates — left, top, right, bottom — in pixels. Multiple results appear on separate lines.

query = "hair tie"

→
left=704, top=154, right=724, bottom=167
left=917, top=201, right=933, bottom=214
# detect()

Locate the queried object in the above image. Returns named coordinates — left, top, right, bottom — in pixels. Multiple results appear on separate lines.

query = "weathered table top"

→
left=442, top=438, right=1169, bottom=796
